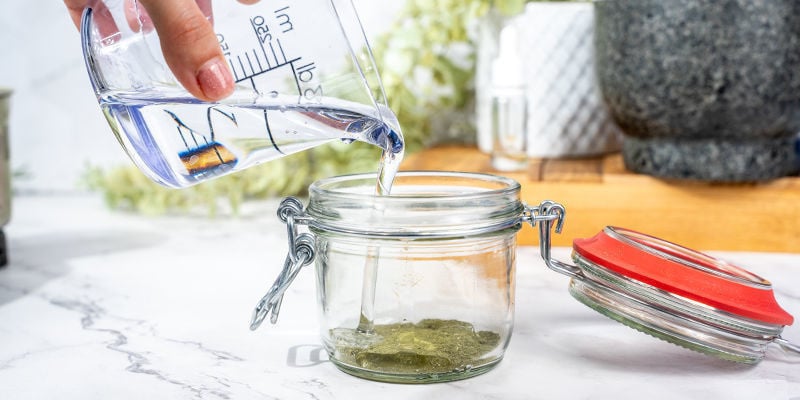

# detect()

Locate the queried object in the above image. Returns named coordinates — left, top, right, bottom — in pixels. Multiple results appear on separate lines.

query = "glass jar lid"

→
left=528, top=202, right=798, bottom=363
left=574, top=227, right=793, bottom=326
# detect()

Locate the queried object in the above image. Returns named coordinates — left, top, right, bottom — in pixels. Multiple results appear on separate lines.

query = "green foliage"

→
left=87, top=0, right=539, bottom=215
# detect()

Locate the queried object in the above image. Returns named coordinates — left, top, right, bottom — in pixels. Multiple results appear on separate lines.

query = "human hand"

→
left=64, top=0, right=259, bottom=102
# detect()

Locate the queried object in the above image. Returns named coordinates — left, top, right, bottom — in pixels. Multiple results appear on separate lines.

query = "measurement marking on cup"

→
left=232, top=56, right=301, bottom=83
left=289, top=61, right=303, bottom=97
left=263, top=109, right=283, bottom=154
left=165, top=110, right=200, bottom=151
left=175, top=121, right=190, bottom=150
left=237, top=56, right=247, bottom=79
left=275, top=39, right=288, bottom=64
left=248, top=14, right=288, bottom=68
left=245, top=53, right=256, bottom=76
left=161, top=107, right=241, bottom=176
left=242, top=74, right=280, bottom=154
left=228, top=59, right=240, bottom=81
left=248, top=77, right=258, bottom=93
left=250, top=15, right=273, bottom=69
left=294, top=61, right=321, bottom=101
left=260, top=45, right=272, bottom=70
left=206, top=107, right=238, bottom=165
left=274, top=6, right=293, bottom=33
left=267, top=42, right=279, bottom=66
left=252, top=49, right=264, bottom=71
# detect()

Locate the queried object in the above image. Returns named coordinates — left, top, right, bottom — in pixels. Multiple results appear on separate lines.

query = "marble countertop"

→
left=1, top=195, right=799, bottom=400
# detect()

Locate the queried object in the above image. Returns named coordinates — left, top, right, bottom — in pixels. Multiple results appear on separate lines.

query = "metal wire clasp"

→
left=523, top=200, right=583, bottom=279
left=250, top=197, right=315, bottom=330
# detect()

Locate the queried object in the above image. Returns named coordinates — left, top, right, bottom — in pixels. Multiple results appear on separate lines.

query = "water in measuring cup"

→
left=100, top=93, right=404, bottom=189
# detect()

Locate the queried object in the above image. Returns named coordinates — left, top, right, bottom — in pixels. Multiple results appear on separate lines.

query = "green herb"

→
left=333, top=319, right=501, bottom=374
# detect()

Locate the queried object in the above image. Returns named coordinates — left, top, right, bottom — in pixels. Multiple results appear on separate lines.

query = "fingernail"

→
left=197, top=58, right=234, bottom=101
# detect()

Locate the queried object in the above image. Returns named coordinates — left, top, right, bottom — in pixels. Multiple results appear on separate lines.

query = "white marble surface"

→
left=1, top=194, right=799, bottom=400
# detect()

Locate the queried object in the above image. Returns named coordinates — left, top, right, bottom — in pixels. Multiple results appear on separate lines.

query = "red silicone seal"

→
left=572, top=227, right=794, bottom=326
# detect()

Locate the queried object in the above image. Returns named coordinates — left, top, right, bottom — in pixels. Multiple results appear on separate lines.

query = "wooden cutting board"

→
left=402, top=146, right=800, bottom=253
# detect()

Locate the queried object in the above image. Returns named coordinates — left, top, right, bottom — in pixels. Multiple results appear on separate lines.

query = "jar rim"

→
left=309, top=170, right=521, bottom=200
left=306, top=171, right=524, bottom=238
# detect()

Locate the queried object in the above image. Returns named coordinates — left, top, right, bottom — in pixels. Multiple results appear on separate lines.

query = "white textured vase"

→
left=477, top=3, right=621, bottom=158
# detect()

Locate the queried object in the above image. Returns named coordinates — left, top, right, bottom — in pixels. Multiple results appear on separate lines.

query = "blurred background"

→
left=1, top=1, right=798, bottom=253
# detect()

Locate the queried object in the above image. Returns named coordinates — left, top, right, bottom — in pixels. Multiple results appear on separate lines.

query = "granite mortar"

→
left=594, top=0, right=800, bottom=181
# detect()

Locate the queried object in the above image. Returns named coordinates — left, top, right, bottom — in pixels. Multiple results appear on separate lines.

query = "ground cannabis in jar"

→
left=333, top=319, right=501, bottom=374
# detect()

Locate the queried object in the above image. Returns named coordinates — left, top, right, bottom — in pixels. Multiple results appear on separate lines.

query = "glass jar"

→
left=252, top=171, right=527, bottom=383
left=250, top=172, right=799, bottom=383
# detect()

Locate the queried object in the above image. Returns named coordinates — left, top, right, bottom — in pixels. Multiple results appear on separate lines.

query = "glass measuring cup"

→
left=80, top=0, right=402, bottom=188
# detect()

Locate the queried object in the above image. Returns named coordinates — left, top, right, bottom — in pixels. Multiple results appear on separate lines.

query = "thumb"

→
left=138, top=0, right=234, bottom=101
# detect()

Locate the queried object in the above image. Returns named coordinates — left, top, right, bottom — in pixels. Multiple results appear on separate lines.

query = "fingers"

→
left=65, top=0, right=120, bottom=44
left=63, top=0, right=89, bottom=29
left=67, top=0, right=255, bottom=101
left=124, top=1, right=207, bottom=35
left=124, top=0, right=153, bottom=33
left=196, top=0, right=214, bottom=24
left=138, top=0, right=234, bottom=101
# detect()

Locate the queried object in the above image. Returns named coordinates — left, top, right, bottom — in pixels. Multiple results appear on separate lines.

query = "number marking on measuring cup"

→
left=218, top=4, right=321, bottom=102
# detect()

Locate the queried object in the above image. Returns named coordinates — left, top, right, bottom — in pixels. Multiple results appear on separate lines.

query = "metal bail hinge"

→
left=523, top=200, right=583, bottom=279
left=250, top=197, right=315, bottom=331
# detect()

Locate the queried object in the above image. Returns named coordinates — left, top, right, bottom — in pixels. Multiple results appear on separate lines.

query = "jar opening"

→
left=307, top=171, right=523, bottom=238
left=309, top=171, right=520, bottom=199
